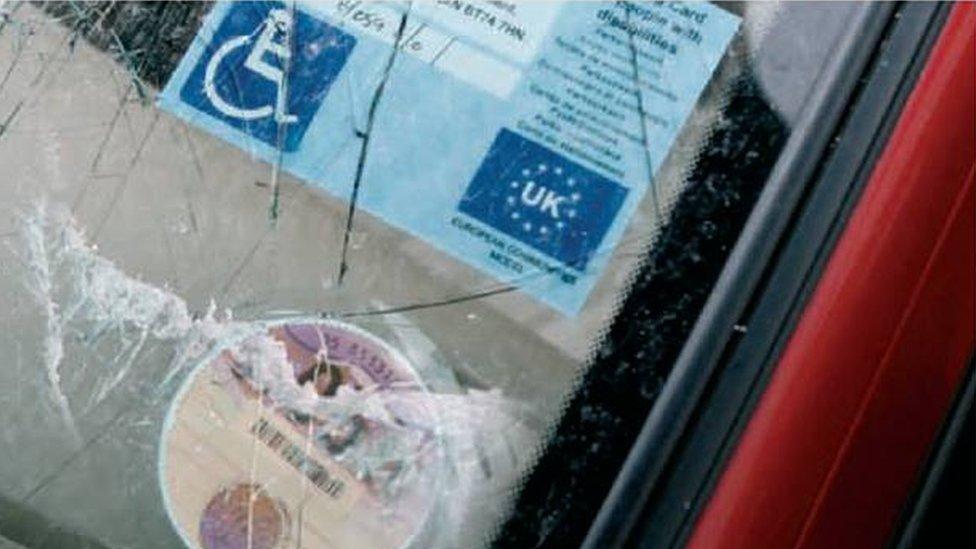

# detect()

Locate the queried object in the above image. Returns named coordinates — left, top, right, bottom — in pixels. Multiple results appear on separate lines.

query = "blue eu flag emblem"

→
left=179, top=2, right=356, bottom=151
left=459, top=129, right=629, bottom=271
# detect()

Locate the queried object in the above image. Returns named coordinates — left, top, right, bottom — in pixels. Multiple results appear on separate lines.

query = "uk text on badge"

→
left=459, top=129, right=629, bottom=271
left=177, top=2, right=356, bottom=151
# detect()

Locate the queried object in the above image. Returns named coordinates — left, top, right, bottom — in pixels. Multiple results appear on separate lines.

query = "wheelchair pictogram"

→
left=178, top=2, right=356, bottom=151
left=203, top=8, right=298, bottom=124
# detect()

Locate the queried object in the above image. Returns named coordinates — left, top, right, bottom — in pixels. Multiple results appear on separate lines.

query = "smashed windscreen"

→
left=0, top=1, right=857, bottom=547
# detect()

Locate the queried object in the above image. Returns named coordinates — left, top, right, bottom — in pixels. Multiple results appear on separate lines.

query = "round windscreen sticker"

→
left=159, top=320, right=443, bottom=549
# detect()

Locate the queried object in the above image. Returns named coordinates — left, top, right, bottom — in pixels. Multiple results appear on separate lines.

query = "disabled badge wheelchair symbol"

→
left=180, top=2, right=356, bottom=151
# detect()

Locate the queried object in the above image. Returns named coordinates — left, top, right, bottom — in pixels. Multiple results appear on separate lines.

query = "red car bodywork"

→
left=689, top=4, right=976, bottom=548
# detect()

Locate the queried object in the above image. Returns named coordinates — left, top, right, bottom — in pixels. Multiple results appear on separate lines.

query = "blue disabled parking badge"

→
left=160, top=2, right=742, bottom=315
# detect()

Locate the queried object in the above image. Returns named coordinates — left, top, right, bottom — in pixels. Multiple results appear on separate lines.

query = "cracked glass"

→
left=0, top=1, right=863, bottom=548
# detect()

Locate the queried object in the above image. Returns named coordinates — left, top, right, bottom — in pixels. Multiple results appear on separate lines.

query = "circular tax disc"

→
left=159, top=320, right=442, bottom=549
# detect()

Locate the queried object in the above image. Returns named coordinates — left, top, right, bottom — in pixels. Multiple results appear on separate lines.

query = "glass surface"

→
left=0, top=2, right=863, bottom=547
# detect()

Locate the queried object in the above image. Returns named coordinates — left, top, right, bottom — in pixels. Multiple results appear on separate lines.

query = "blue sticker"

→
left=178, top=2, right=355, bottom=151
left=459, top=129, right=627, bottom=271
left=161, top=2, right=742, bottom=314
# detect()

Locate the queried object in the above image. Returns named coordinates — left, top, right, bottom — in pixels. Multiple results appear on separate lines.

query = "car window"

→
left=0, top=2, right=862, bottom=547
